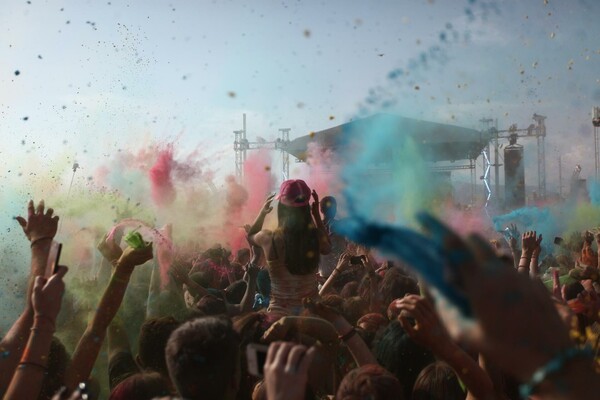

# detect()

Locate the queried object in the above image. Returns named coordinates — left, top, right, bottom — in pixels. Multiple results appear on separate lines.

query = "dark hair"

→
left=196, top=294, right=228, bottom=316
left=109, top=372, right=171, bottom=400
left=166, top=316, right=240, bottom=400
left=276, top=202, right=319, bottom=275
left=225, top=280, right=248, bottom=304
left=340, top=281, right=359, bottom=298
left=236, top=248, right=251, bottom=262
left=374, top=320, right=435, bottom=399
left=39, top=337, right=70, bottom=400
left=190, top=269, right=217, bottom=289
left=380, top=269, right=419, bottom=311
left=336, top=364, right=405, bottom=400
left=563, top=282, right=584, bottom=301
left=320, top=196, right=337, bottom=220
left=411, top=361, right=465, bottom=400
left=355, top=314, right=387, bottom=348
left=138, top=317, right=180, bottom=377
left=342, top=296, right=369, bottom=327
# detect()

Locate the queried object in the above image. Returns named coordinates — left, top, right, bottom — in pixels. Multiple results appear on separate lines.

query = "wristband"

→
left=338, top=327, right=357, bottom=342
left=519, top=346, right=594, bottom=398
left=18, top=361, right=48, bottom=371
left=30, top=237, right=53, bottom=248
left=33, top=314, right=56, bottom=330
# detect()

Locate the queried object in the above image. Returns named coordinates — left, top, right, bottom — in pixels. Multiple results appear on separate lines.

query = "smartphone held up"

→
left=45, top=241, right=62, bottom=278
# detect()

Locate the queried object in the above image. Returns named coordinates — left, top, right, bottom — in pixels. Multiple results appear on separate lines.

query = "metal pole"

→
left=558, top=154, right=562, bottom=198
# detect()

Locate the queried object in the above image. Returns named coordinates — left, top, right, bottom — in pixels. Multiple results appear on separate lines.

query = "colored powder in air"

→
left=300, top=142, right=342, bottom=200
left=229, top=150, right=275, bottom=254
left=149, top=145, right=177, bottom=207
left=339, top=115, right=437, bottom=227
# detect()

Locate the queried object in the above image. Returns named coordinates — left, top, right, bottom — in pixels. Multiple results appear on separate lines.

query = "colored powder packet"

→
left=124, top=231, right=151, bottom=249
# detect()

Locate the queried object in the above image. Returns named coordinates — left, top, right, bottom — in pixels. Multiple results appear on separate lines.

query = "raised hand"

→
left=117, top=243, right=153, bottom=268
left=521, top=231, right=538, bottom=257
left=32, top=265, right=68, bottom=324
left=505, top=223, right=519, bottom=249
left=334, top=252, right=353, bottom=273
left=15, top=200, right=59, bottom=244
left=97, top=233, right=123, bottom=263
left=262, top=317, right=293, bottom=342
left=393, top=295, right=451, bottom=354
left=310, top=190, right=320, bottom=219
left=264, top=342, right=316, bottom=400
left=303, top=298, right=339, bottom=322
left=261, top=194, right=276, bottom=215
left=532, top=233, right=543, bottom=257
left=426, top=220, right=573, bottom=382
left=552, top=268, right=563, bottom=301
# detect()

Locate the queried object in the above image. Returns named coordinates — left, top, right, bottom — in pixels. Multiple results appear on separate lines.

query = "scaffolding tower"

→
left=233, top=114, right=292, bottom=182
left=481, top=113, right=547, bottom=207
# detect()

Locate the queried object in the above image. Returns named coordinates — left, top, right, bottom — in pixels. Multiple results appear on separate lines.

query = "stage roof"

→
left=286, top=114, right=487, bottom=163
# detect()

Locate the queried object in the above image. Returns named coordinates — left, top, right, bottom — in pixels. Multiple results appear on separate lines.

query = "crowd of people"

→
left=1, top=178, right=600, bottom=399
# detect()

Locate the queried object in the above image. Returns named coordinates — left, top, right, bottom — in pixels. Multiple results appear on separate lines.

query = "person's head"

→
left=109, top=372, right=172, bottom=400
left=340, top=281, right=359, bottom=298
left=374, top=320, right=435, bottom=399
left=380, top=269, right=419, bottom=313
left=166, top=316, right=241, bottom=400
left=562, top=281, right=585, bottom=301
left=137, top=317, right=180, bottom=378
left=320, top=196, right=337, bottom=221
left=195, top=294, right=228, bottom=316
left=190, top=267, right=218, bottom=289
left=336, top=364, right=404, bottom=400
left=275, top=180, right=320, bottom=275
left=356, top=313, right=388, bottom=349
left=236, top=248, right=251, bottom=265
left=411, top=361, right=464, bottom=400
left=342, top=296, right=369, bottom=326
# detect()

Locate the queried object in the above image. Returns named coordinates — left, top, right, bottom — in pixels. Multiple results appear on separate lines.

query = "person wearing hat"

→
left=247, top=180, right=331, bottom=316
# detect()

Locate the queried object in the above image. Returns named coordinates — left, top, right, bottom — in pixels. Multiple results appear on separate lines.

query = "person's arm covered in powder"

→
left=310, top=190, right=332, bottom=255
left=247, top=194, right=276, bottom=247
left=0, top=200, right=58, bottom=395
left=4, top=266, right=68, bottom=400
left=65, top=243, right=153, bottom=389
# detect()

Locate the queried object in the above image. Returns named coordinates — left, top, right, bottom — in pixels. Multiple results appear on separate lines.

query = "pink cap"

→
left=276, top=179, right=311, bottom=207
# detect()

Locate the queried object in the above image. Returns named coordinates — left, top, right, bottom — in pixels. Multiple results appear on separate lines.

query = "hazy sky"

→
left=1, top=0, right=600, bottom=194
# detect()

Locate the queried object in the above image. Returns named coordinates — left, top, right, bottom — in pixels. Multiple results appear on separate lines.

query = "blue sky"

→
left=1, top=0, right=600, bottom=194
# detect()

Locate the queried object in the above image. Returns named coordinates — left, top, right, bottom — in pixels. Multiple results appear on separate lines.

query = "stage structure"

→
left=284, top=114, right=487, bottom=204
left=593, top=107, right=600, bottom=179
left=232, top=114, right=292, bottom=182
left=480, top=114, right=547, bottom=208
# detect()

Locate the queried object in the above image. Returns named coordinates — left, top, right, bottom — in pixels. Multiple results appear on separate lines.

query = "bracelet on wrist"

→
left=18, top=361, right=48, bottom=371
left=30, top=237, right=53, bottom=248
left=34, top=314, right=56, bottom=329
left=519, top=346, right=594, bottom=398
left=338, top=327, right=357, bottom=342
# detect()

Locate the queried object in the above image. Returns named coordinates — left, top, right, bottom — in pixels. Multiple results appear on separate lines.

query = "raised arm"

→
left=304, top=298, right=377, bottom=366
left=263, top=316, right=339, bottom=346
left=394, top=295, right=494, bottom=400
left=247, top=194, right=275, bottom=247
left=518, top=231, right=537, bottom=274
left=65, top=243, right=153, bottom=389
left=319, top=252, right=352, bottom=296
left=529, top=234, right=543, bottom=278
left=310, top=190, right=331, bottom=255
left=4, top=266, right=67, bottom=400
left=0, top=200, right=58, bottom=394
